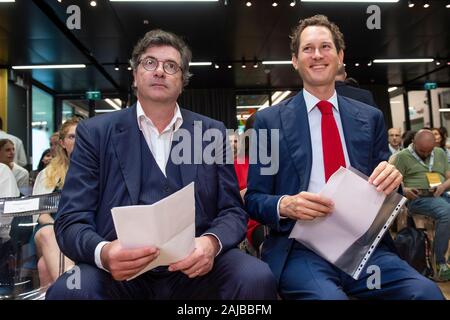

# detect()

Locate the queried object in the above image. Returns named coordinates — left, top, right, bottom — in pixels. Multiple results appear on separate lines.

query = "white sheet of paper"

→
left=3, top=198, right=39, bottom=214
left=289, top=167, right=386, bottom=264
left=111, top=182, right=196, bottom=280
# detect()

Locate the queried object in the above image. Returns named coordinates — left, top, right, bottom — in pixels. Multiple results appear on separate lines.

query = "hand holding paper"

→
left=111, top=182, right=196, bottom=280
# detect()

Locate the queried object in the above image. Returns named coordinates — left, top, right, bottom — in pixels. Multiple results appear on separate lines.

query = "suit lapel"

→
left=111, top=105, right=142, bottom=204
left=176, top=109, right=198, bottom=186
left=280, top=91, right=312, bottom=192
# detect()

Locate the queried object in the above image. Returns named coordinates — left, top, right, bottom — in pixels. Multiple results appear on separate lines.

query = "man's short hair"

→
left=290, top=15, right=345, bottom=57
left=130, top=29, right=192, bottom=87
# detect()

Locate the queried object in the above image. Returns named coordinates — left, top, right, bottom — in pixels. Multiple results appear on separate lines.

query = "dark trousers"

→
left=45, top=248, right=277, bottom=300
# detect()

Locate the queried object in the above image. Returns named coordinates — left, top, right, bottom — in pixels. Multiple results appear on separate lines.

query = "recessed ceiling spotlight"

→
left=90, top=1, right=97, bottom=7
left=246, top=1, right=252, bottom=7
left=407, top=0, right=415, bottom=8
left=423, top=1, right=429, bottom=8
left=214, top=63, right=219, bottom=69
left=272, top=2, right=278, bottom=7
left=290, top=1, right=296, bottom=7
left=227, top=64, right=232, bottom=69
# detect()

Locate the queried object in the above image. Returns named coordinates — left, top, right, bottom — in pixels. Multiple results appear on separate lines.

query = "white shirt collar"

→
left=303, top=88, right=339, bottom=114
left=136, top=101, right=183, bottom=134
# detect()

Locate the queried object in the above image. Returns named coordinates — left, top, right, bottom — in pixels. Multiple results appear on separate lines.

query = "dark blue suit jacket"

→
left=335, top=81, right=377, bottom=107
left=245, top=90, right=391, bottom=283
left=54, top=105, right=247, bottom=265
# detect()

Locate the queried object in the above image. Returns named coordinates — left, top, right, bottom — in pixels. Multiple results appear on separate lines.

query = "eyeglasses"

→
left=138, top=57, right=182, bottom=75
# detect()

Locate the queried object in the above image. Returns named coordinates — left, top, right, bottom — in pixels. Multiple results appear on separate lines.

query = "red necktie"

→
left=317, top=100, right=346, bottom=182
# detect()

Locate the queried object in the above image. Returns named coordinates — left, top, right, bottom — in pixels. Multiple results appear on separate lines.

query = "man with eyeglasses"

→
left=46, top=29, right=277, bottom=300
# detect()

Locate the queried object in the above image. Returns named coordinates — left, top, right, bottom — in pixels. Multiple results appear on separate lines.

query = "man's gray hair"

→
left=130, top=29, right=192, bottom=86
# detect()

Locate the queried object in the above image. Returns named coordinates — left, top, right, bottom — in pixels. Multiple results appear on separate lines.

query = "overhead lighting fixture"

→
left=446, top=1, right=450, bottom=8
left=114, top=61, right=120, bottom=71
left=436, top=61, right=441, bottom=66
left=105, top=98, right=121, bottom=110
left=227, top=64, right=232, bottom=69
left=373, top=58, right=434, bottom=63
left=272, top=91, right=292, bottom=105
left=387, top=86, right=398, bottom=92
left=246, top=1, right=252, bottom=6
left=90, top=0, right=97, bottom=6
left=0, top=0, right=15, bottom=2
left=290, top=0, right=296, bottom=6
left=127, top=66, right=132, bottom=70
left=423, top=1, right=429, bottom=8
left=253, top=57, right=258, bottom=68
left=300, top=0, right=399, bottom=2
left=12, top=64, right=86, bottom=69
left=407, top=0, right=415, bottom=7
left=272, top=1, right=278, bottom=7
left=241, top=57, right=246, bottom=69
left=354, top=62, right=359, bottom=67
left=214, top=63, right=219, bottom=69
left=189, top=62, right=212, bottom=66
left=95, top=109, right=117, bottom=113
left=439, top=108, right=450, bottom=113
left=367, top=61, right=372, bottom=66
left=262, top=60, right=291, bottom=65
left=110, top=0, right=219, bottom=2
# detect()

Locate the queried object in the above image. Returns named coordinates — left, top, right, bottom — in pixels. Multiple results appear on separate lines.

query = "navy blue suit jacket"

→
left=54, top=105, right=247, bottom=265
left=335, top=80, right=377, bottom=107
left=245, top=90, right=391, bottom=283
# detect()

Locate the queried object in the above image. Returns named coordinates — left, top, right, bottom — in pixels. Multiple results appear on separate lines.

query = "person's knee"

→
left=232, top=258, right=277, bottom=293
left=408, top=278, right=444, bottom=300
left=35, top=227, right=55, bottom=248
left=45, top=264, right=111, bottom=300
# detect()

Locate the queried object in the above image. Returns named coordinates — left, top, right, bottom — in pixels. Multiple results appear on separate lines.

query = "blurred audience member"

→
left=49, top=132, right=59, bottom=157
left=33, top=118, right=79, bottom=286
left=388, top=128, right=402, bottom=155
left=0, top=139, right=29, bottom=190
left=0, top=117, right=28, bottom=167
left=29, top=148, right=53, bottom=187
left=402, top=130, right=416, bottom=149
left=334, top=65, right=377, bottom=107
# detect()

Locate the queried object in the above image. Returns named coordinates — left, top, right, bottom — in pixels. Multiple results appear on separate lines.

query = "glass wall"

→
left=31, top=86, right=54, bottom=170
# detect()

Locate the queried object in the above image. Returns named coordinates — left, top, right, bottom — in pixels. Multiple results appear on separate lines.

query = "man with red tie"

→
left=245, top=15, right=443, bottom=300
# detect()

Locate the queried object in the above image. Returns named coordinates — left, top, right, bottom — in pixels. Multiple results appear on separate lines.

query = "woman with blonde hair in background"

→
left=33, top=117, right=80, bottom=287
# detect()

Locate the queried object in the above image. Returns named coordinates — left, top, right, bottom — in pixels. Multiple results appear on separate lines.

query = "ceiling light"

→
left=246, top=1, right=252, bottom=6
left=262, top=60, right=291, bottom=65
left=388, top=87, right=398, bottom=92
left=0, top=0, right=15, bottom=2
left=373, top=58, right=434, bottom=63
left=105, top=99, right=121, bottom=110
left=354, top=62, right=359, bottom=67
left=300, top=0, right=399, bottom=2
left=227, top=64, right=232, bottom=69
left=12, top=64, right=86, bottom=69
left=241, top=57, right=246, bottom=69
left=435, top=61, right=441, bottom=66
left=423, top=1, right=429, bottom=8
left=446, top=1, right=450, bottom=8
left=272, top=1, right=278, bottom=7
left=367, top=61, right=372, bottom=66
left=407, top=0, right=415, bottom=7
left=439, top=109, right=450, bottom=112
left=90, top=1, right=97, bottom=6
left=253, top=57, right=258, bottom=68
left=189, top=62, right=212, bottom=66
left=214, top=63, right=219, bottom=69
left=110, top=0, right=220, bottom=2
left=127, top=66, right=132, bottom=70
left=114, top=61, right=120, bottom=71
left=290, top=1, right=296, bottom=6
left=95, top=109, right=117, bottom=113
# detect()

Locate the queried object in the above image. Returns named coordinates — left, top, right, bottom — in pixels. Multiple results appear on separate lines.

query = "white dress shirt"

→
left=277, top=89, right=350, bottom=216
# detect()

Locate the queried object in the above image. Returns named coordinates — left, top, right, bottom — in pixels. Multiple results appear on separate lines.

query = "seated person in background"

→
left=29, top=148, right=52, bottom=187
left=334, top=64, right=377, bottom=107
left=0, top=117, right=28, bottom=168
left=388, top=128, right=402, bottom=156
left=45, top=29, right=276, bottom=300
left=432, top=127, right=450, bottom=163
left=392, top=129, right=450, bottom=281
left=0, top=162, right=20, bottom=296
left=32, top=118, right=79, bottom=287
left=234, top=113, right=265, bottom=254
left=49, top=132, right=59, bottom=158
left=0, top=139, right=29, bottom=190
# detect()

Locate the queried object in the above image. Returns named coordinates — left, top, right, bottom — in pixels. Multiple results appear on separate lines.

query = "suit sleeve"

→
left=244, top=113, right=285, bottom=232
left=54, top=121, right=105, bottom=265
left=202, top=122, right=248, bottom=252
left=371, top=109, right=391, bottom=171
